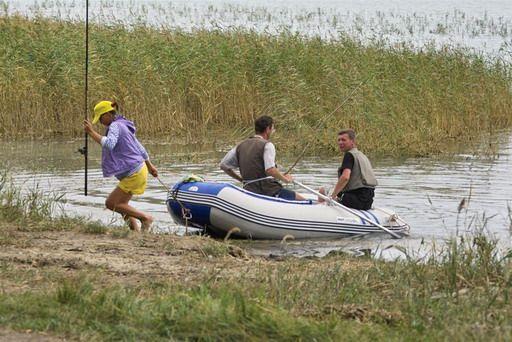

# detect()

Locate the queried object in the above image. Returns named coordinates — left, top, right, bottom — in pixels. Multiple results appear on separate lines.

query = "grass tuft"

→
left=1, top=231, right=511, bottom=340
left=80, top=221, right=108, bottom=235
left=0, top=170, right=110, bottom=233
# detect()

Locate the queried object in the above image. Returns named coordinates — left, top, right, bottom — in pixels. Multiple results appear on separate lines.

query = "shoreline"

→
left=1, top=216, right=511, bottom=340
left=0, top=171, right=510, bottom=339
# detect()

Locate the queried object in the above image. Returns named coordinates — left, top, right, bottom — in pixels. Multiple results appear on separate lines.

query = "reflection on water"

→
left=1, top=131, right=511, bottom=258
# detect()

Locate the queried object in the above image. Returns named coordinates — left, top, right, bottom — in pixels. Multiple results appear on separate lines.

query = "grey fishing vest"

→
left=344, top=148, right=378, bottom=192
left=235, top=136, right=282, bottom=196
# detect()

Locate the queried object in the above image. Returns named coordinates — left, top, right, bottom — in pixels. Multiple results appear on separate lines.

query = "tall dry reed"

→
left=1, top=15, right=511, bottom=155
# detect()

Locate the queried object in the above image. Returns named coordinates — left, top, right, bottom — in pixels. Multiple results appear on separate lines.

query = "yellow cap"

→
left=92, top=100, right=115, bottom=124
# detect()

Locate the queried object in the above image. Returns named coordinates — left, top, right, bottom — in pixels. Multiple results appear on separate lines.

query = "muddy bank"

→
left=1, top=215, right=510, bottom=340
left=1, top=229, right=252, bottom=291
left=0, top=225, right=367, bottom=293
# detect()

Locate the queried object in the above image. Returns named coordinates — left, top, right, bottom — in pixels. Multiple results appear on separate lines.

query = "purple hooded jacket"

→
left=101, top=116, right=147, bottom=178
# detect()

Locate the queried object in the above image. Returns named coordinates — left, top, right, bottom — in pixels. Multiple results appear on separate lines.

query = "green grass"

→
left=0, top=171, right=62, bottom=225
left=1, top=15, right=511, bottom=156
left=0, top=232, right=511, bottom=340
left=80, top=220, right=108, bottom=234
left=0, top=170, right=109, bottom=232
left=1, top=169, right=512, bottom=339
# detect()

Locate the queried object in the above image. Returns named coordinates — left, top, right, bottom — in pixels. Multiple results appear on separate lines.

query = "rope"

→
left=157, top=176, right=192, bottom=234
left=242, top=176, right=273, bottom=188
left=171, top=184, right=191, bottom=235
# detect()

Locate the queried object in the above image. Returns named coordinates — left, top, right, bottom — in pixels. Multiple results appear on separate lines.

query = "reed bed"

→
left=1, top=15, right=512, bottom=155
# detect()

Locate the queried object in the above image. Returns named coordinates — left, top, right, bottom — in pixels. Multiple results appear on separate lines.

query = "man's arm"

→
left=263, top=142, right=293, bottom=183
left=220, top=147, right=243, bottom=182
left=331, top=168, right=351, bottom=199
left=222, top=168, right=243, bottom=182
left=331, top=152, right=354, bottom=199
left=265, top=167, right=292, bottom=183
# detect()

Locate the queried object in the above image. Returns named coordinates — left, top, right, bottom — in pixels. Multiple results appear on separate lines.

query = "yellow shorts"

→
left=118, top=163, right=148, bottom=195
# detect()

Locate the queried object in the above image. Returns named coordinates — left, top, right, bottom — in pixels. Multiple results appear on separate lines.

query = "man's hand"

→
left=266, top=167, right=292, bottom=183
left=282, top=173, right=293, bottom=183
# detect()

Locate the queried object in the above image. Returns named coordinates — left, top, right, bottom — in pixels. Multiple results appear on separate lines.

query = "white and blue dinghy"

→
left=166, top=179, right=410, bottom=240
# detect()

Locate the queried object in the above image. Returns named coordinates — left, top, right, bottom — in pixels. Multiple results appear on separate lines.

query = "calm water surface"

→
left=4, top=0, right=512, bottom=256
left=7, top=0, right=512, bottom=60
left=2, top=132, right=511, bottom=258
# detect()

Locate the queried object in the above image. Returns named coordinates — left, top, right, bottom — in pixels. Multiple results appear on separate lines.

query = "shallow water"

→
left=6, top=0, right=512, bottom=61
left=4, top=0, right=512, bottom=257
left=1, top=131, right=511, bottom=258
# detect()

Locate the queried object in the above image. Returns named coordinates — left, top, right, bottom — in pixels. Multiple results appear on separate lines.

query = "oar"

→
left=292, top=180, right=402, bottom=239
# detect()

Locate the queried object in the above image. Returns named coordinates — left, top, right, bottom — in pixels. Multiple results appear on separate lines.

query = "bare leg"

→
left=125, top=216, right=140, bottom=231
left=106, top=187, right=153, bottom=232
left=295, top=192, right=306, bottom=201
left=318, top=187, right=326, bottom=203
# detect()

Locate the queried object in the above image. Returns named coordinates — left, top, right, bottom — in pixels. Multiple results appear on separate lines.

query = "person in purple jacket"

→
left=84, top=100, right=158, bottom=232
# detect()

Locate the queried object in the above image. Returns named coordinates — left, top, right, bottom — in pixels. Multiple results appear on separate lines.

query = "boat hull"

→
left=166, top=181, right=409, bottom=239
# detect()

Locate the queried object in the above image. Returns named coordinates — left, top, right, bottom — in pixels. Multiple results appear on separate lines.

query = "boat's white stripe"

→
left=353, top=209, right=367, bottom=224
left=358, top=210, right=373, bottom=224
left=170, top=195, right=377, bottom=234
left=366, top=210, right=380, bottom=224
left=175, top=192, right=401, bottom=231
left=169, top=191, right=407, bottom=234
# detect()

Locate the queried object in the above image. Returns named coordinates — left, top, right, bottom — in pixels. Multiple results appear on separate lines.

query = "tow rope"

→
left=170, top=184, right=192, bottom=235
left=159, top=174, right=205, bottom=235
left=157, top=176, right=192, bottom=234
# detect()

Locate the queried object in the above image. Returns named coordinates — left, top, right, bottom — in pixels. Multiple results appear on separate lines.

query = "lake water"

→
left=5, top=0, right=512, bottom=61
left=1, top=131, right=511, bottom=258
left=3, top=0, right=512, bottom=257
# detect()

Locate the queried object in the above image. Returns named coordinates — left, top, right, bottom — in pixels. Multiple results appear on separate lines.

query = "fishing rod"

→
left=78, top=0, right=90, bottom=196
left=285, top=76, right=373, bottom=175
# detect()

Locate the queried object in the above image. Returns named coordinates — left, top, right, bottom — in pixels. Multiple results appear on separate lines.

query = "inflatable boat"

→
left=166, top=180, right=410, bottom=239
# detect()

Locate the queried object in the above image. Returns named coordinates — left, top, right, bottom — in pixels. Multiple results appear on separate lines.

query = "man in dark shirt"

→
left=329, top=129, right=377, bottom=210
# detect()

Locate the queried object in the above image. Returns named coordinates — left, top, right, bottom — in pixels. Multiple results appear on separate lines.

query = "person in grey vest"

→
left=330, top=129, right=377, bottom=210
left=220, top=115, right=305, bottom=200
